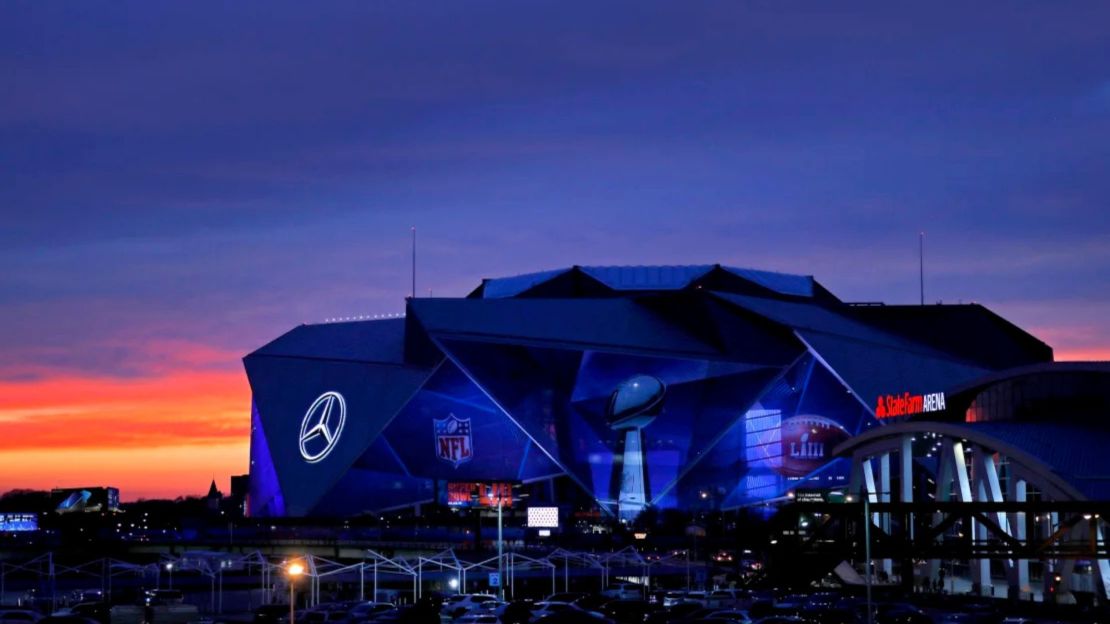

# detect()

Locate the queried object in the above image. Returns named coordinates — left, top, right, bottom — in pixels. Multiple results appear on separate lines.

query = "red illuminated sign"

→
left=875, top=391, right=946, bottom=419
left=446, top=482, right=475, bottom=506
left=445, top=482, right=513, bottom=508
left=479, top=482, right=512, bottom=508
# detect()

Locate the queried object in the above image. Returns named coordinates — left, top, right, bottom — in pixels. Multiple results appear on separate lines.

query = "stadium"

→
left=243, top=264, right=1054, bottom=520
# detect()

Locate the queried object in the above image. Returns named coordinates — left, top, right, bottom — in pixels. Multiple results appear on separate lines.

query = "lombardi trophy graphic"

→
left=607, top=375, right=666, bottom=521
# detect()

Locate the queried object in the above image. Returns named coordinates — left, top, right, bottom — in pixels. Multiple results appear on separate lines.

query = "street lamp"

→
left=165, top=563, right=174, bottom=589
left=287, top=562, right=305, bottom=624
left=495, top=488, right=504, bottom=601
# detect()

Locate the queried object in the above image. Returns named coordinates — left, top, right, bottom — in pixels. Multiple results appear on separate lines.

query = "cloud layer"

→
left=1, top=1, right=1108, bottom=498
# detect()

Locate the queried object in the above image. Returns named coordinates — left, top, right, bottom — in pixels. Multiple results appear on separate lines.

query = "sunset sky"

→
left=2, top=2, right=1109, bottom=500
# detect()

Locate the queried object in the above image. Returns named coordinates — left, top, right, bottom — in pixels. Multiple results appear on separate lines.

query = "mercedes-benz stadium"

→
left=244, top=264, right=1052, bottom=519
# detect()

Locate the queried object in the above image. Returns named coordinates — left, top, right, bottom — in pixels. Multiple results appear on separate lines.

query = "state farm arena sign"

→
left=875, top=391, right=946, bottom=419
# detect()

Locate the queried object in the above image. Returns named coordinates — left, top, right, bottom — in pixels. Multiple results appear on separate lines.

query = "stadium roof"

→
left=246, top=264, right=1050, bottom=387
left=408, top=297, right=725, bottom=359
left=469, top=264, right=834, bottom=301
left=249, top=317, right=408, bottom=365
left=850, top=304, right=1053, bottom=369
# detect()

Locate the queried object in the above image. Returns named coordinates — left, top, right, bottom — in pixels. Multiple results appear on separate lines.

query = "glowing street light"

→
left=165, top=562, right=174, bottom=589
left=288, top=562, right=305, bottom=624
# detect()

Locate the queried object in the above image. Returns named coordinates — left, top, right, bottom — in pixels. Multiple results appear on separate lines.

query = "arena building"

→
left=823, top=359, right=1110, bottom=601
left=243, top=264, right=1052, bottom=519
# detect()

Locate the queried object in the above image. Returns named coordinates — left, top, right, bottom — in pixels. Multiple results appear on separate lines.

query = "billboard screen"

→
left=0, top=513, right=38, bottom=532
left=527, top=506, right=559, bottom=528
left=441, top=482, right=514, bottom=508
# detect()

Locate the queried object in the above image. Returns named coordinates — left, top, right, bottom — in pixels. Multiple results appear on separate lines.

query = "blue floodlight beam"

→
left=420, top=389, right=501, bottom=414
left=379, top=435, right=414, bottom=478
left=794, top=356, right=818, bottom=412
left=516, top=440, right=532, bottom=481
left=649, top=351, right=809, bottom=506
left=427, top=335, right=610, bottom=515
left=792, top=331, right=881, bottom=434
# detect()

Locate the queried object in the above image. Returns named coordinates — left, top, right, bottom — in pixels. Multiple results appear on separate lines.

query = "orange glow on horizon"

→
left=0, top=367, right=249, bottom=500
left=1052, top=347, right=1110, bottom=362
left=0, top=442, right=248, bottom=501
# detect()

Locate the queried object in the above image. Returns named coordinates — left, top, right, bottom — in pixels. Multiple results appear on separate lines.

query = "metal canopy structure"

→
left=777, top=420, right=1110, bottom=604
left=0, top=547, right=703, bottom=612
left=0, top=554, right=162, bottom=612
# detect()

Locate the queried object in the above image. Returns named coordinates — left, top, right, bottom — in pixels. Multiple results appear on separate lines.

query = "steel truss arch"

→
left=831, top=420, right=1110, bottom=603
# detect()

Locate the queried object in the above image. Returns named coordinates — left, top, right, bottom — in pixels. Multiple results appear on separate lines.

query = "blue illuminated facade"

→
left=245, top=265, right=1052, bottom=518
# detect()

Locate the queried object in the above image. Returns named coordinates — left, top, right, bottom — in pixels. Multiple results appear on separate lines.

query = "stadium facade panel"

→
left=244, top=265, right=1052, bottom=518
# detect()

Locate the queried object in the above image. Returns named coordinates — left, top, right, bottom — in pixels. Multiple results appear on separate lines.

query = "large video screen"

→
left=0, top=513, right=38, bottom=532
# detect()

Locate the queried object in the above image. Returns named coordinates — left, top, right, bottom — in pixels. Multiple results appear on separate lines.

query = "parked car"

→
left=529, top=602, right=606, bottom=623
left=496, top=600, right=535, bottom=624
left=106, top=605, right=143, bottom=624
left=661, top=594, right=687, bottom=608
left=601, top=584, right=644, bottom=601
left=364, top=609, right=405, bottom=624
left=301, top=610, right=350, bottom=624
left=441, top=595, right=497, bottom=619
left=345, top=602, right=395, bottom=624
left=53, top=603, right=108, bottom=624
left=143, top=590, right=184, bottom=606
left=600, top=600, right=660, bottom=624
left=542, top=594, right=587, bottom=605
left=877, top=613, right=933, bottom=624
left=645, top=602, right=704, bottom=624
left=254, top=604, right=291, bottom=624
left=64, top=592, right=103, bottom=608
left=682, top=593, right=708, bottom=607
left=0, top=609, right=42, bottom=624
left=456, top=615, right=498, bottom=624
left=704, top=591, right=745, bottom=609
left=533, top=610, right=613, bottom=624
left=702, top=610, right=752, bottom=624
left=36, top=617, right=98, bottom=624
left=751, top=617, right=810, bottom=624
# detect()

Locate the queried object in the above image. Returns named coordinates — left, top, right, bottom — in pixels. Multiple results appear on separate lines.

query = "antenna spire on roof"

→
left=919, top=232, right=925, bottom=305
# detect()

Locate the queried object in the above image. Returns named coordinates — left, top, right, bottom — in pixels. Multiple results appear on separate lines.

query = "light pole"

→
left=863, top=496, right=873, bottom=624
left=287, top=562, right=305, bottom=624
left=496, top=488, right=504, bottom=601
left=165, top=563, right=174, bottom=590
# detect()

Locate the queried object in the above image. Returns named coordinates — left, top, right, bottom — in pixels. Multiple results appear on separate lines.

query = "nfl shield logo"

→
left=434, top=414, right=473, bottom=468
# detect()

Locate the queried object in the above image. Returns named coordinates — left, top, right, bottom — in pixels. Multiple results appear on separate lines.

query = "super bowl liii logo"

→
left=434, top=414, right=473, bottom=468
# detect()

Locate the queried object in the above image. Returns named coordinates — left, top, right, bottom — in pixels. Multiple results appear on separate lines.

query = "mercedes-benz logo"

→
left=299, top=391, right=346, bottom=463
